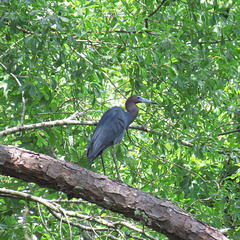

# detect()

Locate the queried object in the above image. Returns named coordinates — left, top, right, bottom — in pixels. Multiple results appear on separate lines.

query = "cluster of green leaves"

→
left=0, top=0, right=239, bottom=238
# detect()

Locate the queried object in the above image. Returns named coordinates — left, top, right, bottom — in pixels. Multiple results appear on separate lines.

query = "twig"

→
left=145, top=0, right=168, bottom=28
left=22, top=206, right=31, bottom=240
left=0, top=61, right=26, bottom=125
left=0, top=34, right=31, bottom=58
left=101, top=71, right=124, bottom=98
left=37, top=202, right=56, bottom=240
left=71, top=46, right=93, bottom=65
left=218, top=128, right=240, bottom=136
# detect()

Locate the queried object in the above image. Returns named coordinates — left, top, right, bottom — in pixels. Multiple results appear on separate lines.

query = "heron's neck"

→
left=125, top=102, right=139, bottom=126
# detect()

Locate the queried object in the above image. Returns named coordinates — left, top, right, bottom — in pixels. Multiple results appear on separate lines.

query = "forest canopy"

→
left=0, top=0, right=239, bottom=239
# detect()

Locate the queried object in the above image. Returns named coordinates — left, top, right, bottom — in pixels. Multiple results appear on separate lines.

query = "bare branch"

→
left=0, top=111, right=236, bottom=152
left=0, top=118, right=97, bottom=137
left=0, top=114, right=195, bottom=149
left=0, top=187, right=155, bottom=239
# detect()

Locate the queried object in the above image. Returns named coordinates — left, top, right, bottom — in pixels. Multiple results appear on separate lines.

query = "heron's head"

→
left=128, top=95, right=158, bottom=105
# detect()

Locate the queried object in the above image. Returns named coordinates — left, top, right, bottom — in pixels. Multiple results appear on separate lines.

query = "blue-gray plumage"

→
left=87, top=95, right=157, bottom=180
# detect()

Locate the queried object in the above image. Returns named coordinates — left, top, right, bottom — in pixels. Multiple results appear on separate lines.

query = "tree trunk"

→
left=0, top=144, right=230, bottom=240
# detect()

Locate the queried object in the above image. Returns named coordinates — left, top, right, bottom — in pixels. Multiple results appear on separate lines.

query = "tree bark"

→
left=0, top=144, right=230, bottom=240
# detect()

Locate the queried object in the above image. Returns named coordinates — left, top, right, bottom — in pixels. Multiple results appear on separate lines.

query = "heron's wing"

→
left=87, top=107, right=126, bottom=164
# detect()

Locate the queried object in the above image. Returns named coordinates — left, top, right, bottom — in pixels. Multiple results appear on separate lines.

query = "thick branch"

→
left=0, top=145, right=229, bottom=240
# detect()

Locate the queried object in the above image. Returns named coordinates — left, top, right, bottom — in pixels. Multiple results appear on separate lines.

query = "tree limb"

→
left=0, top=117, right=98, bottom=138
left=0, top=145, right=230, bottom=240
left=0, top=116, right=195, bottom=148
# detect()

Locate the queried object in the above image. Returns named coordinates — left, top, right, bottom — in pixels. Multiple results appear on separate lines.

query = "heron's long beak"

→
left=139, top=96, right=158, bottom=105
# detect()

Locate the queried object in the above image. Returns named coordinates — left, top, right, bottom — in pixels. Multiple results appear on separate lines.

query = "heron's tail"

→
left=87, top=141, right=103, bottom=165
left=87, top=146, right=95, bottom=165
left=87, top=153, right=95, bottom=165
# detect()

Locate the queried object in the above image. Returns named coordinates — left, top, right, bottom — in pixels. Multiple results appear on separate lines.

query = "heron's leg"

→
left=113, top=145, right=121, bottom=181
left=101, top=152, right=106, bottom=175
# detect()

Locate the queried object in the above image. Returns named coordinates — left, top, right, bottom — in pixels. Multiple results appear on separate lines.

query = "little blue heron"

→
left=87, top=95, right=157, bottom=180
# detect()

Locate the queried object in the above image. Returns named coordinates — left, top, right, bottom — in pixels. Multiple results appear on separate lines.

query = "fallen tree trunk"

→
left=0, top=144, right=230, bottom=240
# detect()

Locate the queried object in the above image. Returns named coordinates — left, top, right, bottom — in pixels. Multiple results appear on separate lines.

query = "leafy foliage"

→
left=0, top=0, right=239, bottom=238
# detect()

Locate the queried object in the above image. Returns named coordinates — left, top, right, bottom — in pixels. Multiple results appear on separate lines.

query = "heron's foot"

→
left=115, top=178, right=124, bottom=184
left=116, top=174, right=125, bottom=183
